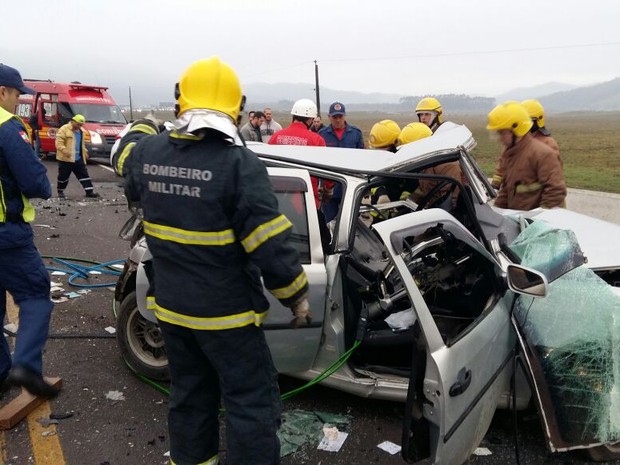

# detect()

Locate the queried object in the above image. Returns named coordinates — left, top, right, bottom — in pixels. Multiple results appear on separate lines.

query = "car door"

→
left=261, top=168, right=328, bottom=373
left=372, top=209, right=516, bottom=465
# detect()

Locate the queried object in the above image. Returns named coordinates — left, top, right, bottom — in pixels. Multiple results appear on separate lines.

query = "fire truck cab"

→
left=15, top=80, right=126, bottom=161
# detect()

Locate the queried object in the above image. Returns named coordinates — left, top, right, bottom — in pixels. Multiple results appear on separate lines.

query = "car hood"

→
left=496, top=207, right=620, bottom=271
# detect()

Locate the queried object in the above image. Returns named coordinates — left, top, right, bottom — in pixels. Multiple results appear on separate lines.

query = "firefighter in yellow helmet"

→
left=521, top=99, right=560, bottom=153
left=122, top=57, right=310, bottom=465
left=415, top=97, right=443, bottom=132
left=359, top=120, right=401, bottom=225
left=487, top=101, right=566, bottom=210
left=491, top=99, right=562, bottom=190
left=368, top=119, right=401, bottom=152
left=398, top=122, right=463, bottom=209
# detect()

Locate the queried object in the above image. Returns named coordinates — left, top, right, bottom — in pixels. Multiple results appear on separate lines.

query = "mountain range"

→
left=242, top=78, right=620, bottom=113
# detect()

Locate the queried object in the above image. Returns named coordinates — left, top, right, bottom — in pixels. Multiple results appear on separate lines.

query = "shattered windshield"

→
left=511, top=220, right=620, bottom=449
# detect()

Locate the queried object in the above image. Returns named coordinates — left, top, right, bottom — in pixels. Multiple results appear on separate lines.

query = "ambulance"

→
left=15, top=80, right=127, bottom=160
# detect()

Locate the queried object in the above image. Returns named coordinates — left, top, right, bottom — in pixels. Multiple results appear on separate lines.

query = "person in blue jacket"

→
left=0, top=64, right=58, bottom=399
left=318, top=102, right=364, bottom=222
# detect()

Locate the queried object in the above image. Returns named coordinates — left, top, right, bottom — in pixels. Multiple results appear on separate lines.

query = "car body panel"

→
left=133, top=168, right=327, bottom=374
left=374, top=210, right=516, bottom=465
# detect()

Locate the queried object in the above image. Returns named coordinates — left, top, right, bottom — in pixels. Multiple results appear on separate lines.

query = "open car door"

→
left=259, top=168, right=328, bottom=373
left=373, top=209, right=517, bottom=465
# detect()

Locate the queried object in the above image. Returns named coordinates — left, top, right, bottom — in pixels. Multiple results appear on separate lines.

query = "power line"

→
left=320, top=40, right=620, bottom=64
left=240, top=41, right=620, bottom=80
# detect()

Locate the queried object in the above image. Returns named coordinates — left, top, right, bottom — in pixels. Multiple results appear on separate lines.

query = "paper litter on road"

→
left=473, top=447, right=493, bottom=456
left=104, top=326, right=116, bottom=334
left=317, top=426, right=348, bottom=452
left=51, top=281, right=63, bottom=287
left=51, top=271, right=66, bottom=276
left=51, top=297, right=69, bottom=304
left=88, top=270, right=102, bottom=275
left=105, top=390, right=126, bottom=401
left=65, top=292, right=80, bottom=299
left=377, top=440, right=401, bottom=455
left=111, top=264, right=125, bottom=270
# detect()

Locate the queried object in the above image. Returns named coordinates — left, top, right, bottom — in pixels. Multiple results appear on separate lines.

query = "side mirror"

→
left=506, top=264, right=548, bottom=297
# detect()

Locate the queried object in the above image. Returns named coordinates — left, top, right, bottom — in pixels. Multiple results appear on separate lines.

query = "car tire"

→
left=586, top=442, right=620, bottom=462
left=116, top=291, right=170, bottom=381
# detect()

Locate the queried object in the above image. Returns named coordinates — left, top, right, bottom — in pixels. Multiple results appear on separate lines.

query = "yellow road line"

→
left=4, top=293, right=66, bottom=464
left=1, top=293, right=17, bottom=465
left=0, top=432, right=6, bottom=465
left=27, top=402, right=66, bottom=465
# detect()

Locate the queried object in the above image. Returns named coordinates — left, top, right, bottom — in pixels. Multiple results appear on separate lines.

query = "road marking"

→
left=27, top=402, right=65, bottom=464
left=0, top=432, right=6, bottom=464
left=4, top=294, right=66, bottom=465
left=94, top=162, right=115, bottom=174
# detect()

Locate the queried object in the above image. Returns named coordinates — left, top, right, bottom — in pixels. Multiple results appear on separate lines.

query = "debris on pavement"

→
left=277, top=409, right=351, bottom=457
left=317, top=425, right=348, bottom=452
left=377, top=440, right=401, bottom=455
left=104, top=326, right=116, bottom=334
left=36, top=417, right=59, bottom=427
left=50, top=411, right=74, bottom=420
left=473, top=447, right=493, bottom=456
left=105, top=390, right=126, bottom=401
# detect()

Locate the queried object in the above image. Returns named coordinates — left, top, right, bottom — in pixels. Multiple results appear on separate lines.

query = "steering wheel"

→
left=415, top=180, right=457, bottom=211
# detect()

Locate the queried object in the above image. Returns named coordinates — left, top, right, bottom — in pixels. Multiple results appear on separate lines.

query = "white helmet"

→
left=291, top=99, right=318, bottom=118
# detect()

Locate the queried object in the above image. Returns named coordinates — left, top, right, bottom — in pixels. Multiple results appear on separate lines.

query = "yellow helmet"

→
left=521, top=99, right=545, bottom=128
left=396, top=122, right=433, bottom=146
left=415, top=97, right=443, bottom=124
left=486, top=102, right=533, bottom=137
left=368, top=120, right=401, bottom=149
left=176, top=57, right=243, bottom=121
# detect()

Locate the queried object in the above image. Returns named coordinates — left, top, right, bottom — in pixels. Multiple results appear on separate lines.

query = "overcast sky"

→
left=2, top=0, right=619, bottom=105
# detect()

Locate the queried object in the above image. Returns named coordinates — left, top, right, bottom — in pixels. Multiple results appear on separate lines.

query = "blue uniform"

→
left=0, top=108, right=53, bottom=380
left=318, top=123, right=364, bottom=221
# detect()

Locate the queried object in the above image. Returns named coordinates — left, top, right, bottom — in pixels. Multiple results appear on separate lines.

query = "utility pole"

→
left=314, top=60, right=321, bottom=116
left=128, top=86, right=134, bottom=122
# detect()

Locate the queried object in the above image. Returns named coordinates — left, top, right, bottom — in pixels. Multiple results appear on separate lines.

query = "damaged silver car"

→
left=113, top=122, right=620, bottom=464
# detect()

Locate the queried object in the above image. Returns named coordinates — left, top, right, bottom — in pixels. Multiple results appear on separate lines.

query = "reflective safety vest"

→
left=0, top=108, right=35, bottom=223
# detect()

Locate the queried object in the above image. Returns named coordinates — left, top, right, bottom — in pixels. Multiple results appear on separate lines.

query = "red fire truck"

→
left=15, top=80, right=127, bottom=160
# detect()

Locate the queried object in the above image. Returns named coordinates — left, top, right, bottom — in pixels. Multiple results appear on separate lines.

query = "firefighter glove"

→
left=290, top=297, right=312, bottom=328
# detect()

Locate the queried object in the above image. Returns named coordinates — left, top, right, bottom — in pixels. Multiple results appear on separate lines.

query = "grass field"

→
left=150, top=110, right=620, bottom=194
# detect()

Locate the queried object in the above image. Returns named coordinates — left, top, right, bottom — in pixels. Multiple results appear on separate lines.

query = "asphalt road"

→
left=0, top=159, right=614, bottom=465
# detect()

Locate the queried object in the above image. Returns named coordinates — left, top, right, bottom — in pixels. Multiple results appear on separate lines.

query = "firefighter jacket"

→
left=533, top=130, right=560, bottom=154
left=494, top=133, right=566, bottom=210
left=0, top=107, right=51, bottom=248
left=55, top=122, right=88, bottom=163
left=492, top=130, right=561, bottom=189
left=124, top=129, right=308, bottom=330
left=417, top=161, right=463, bottom=208
left=113, top=119, right=161, bottom=176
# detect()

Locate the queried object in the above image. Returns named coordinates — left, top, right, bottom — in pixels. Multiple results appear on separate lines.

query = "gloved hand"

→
left=290, top=297, right=312, bottom=328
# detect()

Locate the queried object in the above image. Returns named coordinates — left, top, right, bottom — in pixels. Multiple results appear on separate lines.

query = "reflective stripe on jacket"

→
left=124, top=130, right=308, bottom=330
left=0, top=108, right=35, bottom=223
left=113, top=119, right=160, bottom=176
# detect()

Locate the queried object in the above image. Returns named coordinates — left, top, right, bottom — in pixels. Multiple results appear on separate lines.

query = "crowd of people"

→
left=0, top=56, right=568, bottom=465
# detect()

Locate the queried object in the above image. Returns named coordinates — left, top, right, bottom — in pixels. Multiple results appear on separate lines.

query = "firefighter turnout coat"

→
left=123, top=130, right=308, bottom=330
left=494, top=133, right=566, bottom=210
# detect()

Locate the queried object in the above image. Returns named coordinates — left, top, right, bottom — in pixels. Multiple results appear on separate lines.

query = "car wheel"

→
left=586, top=442, right=620, bottom=462
left=116, top=291, right=170, bottom=381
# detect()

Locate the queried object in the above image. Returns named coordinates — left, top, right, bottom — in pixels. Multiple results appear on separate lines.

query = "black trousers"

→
left=160, top=321, right=281, bottom=465
left=57, top=160, right=94, bottom=193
